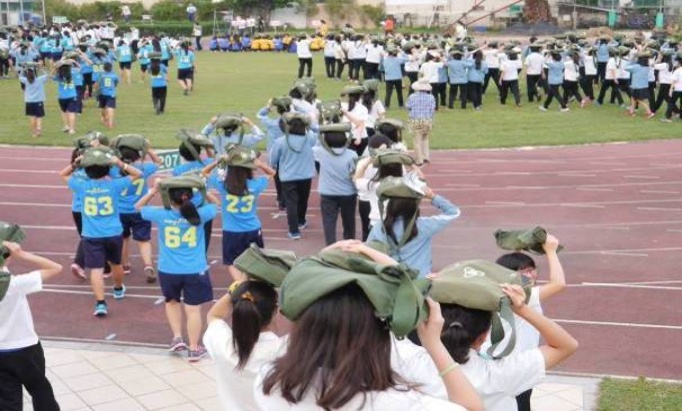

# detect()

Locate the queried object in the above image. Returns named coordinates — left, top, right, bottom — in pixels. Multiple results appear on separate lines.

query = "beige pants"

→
left=410, top=119, right=432, bottom=164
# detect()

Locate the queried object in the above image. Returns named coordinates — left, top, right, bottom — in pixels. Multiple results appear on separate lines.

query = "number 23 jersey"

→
left=141, top=204, right=217, bottom=274
left=212, top=176, right=269, bottom=233
left=68, top=176, right=133, bottom=238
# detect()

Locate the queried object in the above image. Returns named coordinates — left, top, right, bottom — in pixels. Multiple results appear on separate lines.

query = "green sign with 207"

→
left=157, top=150, right=180, bottom=172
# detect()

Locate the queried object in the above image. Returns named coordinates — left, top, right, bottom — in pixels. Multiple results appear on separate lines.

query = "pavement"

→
left=22, top=340, right=600, bottom=411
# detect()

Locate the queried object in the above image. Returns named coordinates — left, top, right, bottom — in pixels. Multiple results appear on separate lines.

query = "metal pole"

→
left=19, top=0, right=24, bottom=25
left=42, top=0, right=46, bottom=25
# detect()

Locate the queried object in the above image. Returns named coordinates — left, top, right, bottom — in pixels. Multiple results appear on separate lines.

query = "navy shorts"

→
left=631, top=88, right=649, bottom=101
left=82, top=235, right=123, bottom=269
left=98, top=95, right=116, bottom=109
left=140, top=63, right=149, bottom=73
left=222, top=229, right=263, bottom=265
left=58, top=98, right=79, bottom=113
left=159, top=271, right=213, bottom=305
left=25, top=102, right=45, bottom=117
left=119, top=61, right=132, bottom=70
left=51, top=52, right=63, bottom=62
left=120, top=213, right=152, bottom=241
left=177, top=68, right=193, bottom=81
left=40, top=51, right=51, bottom=61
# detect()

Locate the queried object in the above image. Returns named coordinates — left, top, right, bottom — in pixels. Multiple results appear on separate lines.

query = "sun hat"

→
left=411, top=79, right=432, bottom=92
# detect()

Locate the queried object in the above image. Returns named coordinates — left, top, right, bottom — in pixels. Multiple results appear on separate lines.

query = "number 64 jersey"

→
left=68, top=175, right=134, bottom=238
left=141, top=204, right=217, bottom=274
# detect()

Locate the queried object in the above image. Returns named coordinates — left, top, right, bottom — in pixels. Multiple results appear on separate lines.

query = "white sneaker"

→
left=538, top=106, right=547, bottom=112
left=560, top=108, right=570, bottom=113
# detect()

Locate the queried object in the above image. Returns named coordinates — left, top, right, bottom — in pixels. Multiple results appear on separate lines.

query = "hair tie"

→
left=240, top=291, right=255, bottom=303
left=448, top=321, right=463, bottom=329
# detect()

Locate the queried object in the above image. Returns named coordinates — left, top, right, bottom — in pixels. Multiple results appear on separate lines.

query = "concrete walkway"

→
left=24, top=340, right=600, bottom=410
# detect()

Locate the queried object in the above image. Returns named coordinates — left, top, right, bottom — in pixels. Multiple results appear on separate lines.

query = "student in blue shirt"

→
left=61, top=31, right=74, bottom=51
left=50, top=36, right=63, bottom=62
left=257, top=97, right=291, bottom=211
left=137, top=40, right=153, bottom=82
left=466, top=50, right=488, bottom=110
left=59, top=151, right=141, bottom=317
left=625, top=53, right=655, bottom=118
left=52, top=62, right=79, bottom=134
left=149, top=58, right=168, bottom=114
left=118, top=145, right=163, bottom=283
left=313, top=125, right=358, bottom=245
left=447, top=50, right=473, bottom=109
left=98, top=62, right=119, bottom=129
left=38, top=33, right=53, bottom=64
left=382, top=47, right=407, bottom=109
left=174, top=42, right=195, bottom=96
left=367, top=182, right=460, bottom=277
left=116, top=40, right=134, bottom=84
left=202, top=152, right=275, bottom=281
left=19, top=66, right=48, bottom=137
left=595, top=37, right=611, bottom=83
left=269, top=114, right=317, bottom=239
left=540, top=52, right=569, bottom=112
left=202, top=116, right=264, bottom=156
left=137, top=179, right=219, bottom=362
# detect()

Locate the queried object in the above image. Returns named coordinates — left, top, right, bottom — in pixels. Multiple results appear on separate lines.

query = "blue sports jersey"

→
left=68, top=176, right=132, bottom=238
left=116, top=45, right=133, bottom=63
left=80, top=58, right=93, bottom=74
left=175, top=50, right=195, bottom=69
left=214, top=175, right=268, bottom=232
left=141, top=204, right=217, bottom=274
left=99, top=72, right=119, bottom=97
left=138, top=44, right=153, bottom=65
left=150, top=65, right=168, bottom=88
left=71, top=65, right=83, bottom=87
left=173, top=159, right=212, bottom=206
left=119, top=163, right=159, bottom=214
left=55, top=76, right=77, bottom=99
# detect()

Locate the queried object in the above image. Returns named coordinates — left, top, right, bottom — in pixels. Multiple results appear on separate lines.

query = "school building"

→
left=0, top=0, right=41, bottom=25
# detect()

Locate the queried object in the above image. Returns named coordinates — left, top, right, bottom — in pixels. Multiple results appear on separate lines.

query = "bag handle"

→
left=485, top=298, right=517, bottom=359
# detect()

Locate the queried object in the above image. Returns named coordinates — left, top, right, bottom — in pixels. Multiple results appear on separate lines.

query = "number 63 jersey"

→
left=141, top=204, right=217, bottom=274
left=68, top=175, right=134, bottom=238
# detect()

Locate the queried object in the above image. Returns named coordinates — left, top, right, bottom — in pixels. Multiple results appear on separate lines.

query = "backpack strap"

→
left=391, top=274, right=430, bottom=338
left=485, top=298, right=517, bottom=359
left=0, top=273, right=10, bottom=303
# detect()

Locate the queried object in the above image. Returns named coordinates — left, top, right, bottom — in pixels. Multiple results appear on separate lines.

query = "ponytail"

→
left=439, top=303, right=492, bottom=364
left=169, top=188, right=201, bottom=226
left=230, top=281, right=278, bottom=370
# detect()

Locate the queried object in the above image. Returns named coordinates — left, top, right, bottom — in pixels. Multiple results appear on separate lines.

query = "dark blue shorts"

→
left=82, top=235, right=123, bottom=269
left=119, top=61, right=132, bottom=70
left=222, top=229, right=263, bottom=265
left=25, top=102, right=45, bottom=118
left=58, top=98, right=79, bottom=113
left=177, top=68, right=193, bottom=81
left=120, top=213, right=152, bottom=241
left=159, top=271, right=213, bottom=305
left=98, top=95, right=116, bottom=109
left=51, top=52, right=63, bottom=61
left=40, top=51, right=51, bottom=61
left=140, top=63, right=149, bottom=73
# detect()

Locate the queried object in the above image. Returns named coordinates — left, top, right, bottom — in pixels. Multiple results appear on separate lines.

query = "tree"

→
left=523, top=0, right=552, bottom=24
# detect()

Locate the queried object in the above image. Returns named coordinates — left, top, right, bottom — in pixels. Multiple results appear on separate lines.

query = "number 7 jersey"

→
left=68, top=176, right=133, bottom=238
left=141, top=204, right=217, bottom=274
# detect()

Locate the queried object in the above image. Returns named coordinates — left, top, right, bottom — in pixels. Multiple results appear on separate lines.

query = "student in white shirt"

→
left=563, top=51, right=589, bottom=108
left=663, top=59, right=682, bottom=122
left=365, top=39, right=384, bottom=79
left=254, top=242, right=481, bottom=411
left=204, top=280, right=287, bottom=411
left=580, top=47, right=597, bottom=101
left=482, top=42, right=501, bottom=95
left=362, top=87, right=386, bottom=136
left=419, top=51, right=445, bottom=109
left=0, top=241, right=63, bottom=411
left=323, top=35, right=336, bottom=78
left=296, top=34, right=312, bottom=78
left=490, top=234, right=567, bottom=411
left=341, top=86, right=369, bottom=155
left=404, top=45, right=423, bottom=93
left=432, top=258, right=578, bottom=411
left=524, top=44, right=544, bottom=102
left=498, top=50, right=522, bottom=106
left=652, top=53, right=674, bottom=114
left=596, top=50, right=624, bottom=106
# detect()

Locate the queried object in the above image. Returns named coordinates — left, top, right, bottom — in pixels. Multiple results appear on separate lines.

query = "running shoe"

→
left=660, top=118, right=672, bottom=123
left=187, top=346, right=207, bottom=362
left=144, top=266, right=157, bottom=283
left=298, top=221, right=308, bottom=230
left=538, top=106, right=547, bottom=112
left=113, top=285, right=126, bottom=300
left=560, top=107, right=570, bottom=113
left=288, top=232, right=301, bottom=240
left=646, top=112, right=656, bottom=119
left=71, top=263, right=86, bottom=280
left=169, top=337, right=188, bottom=352
left=93, top=302, right=108, bottom=317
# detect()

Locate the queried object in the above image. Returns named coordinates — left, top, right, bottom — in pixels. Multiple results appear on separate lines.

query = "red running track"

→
left=1, top=140, right=681, bottom=379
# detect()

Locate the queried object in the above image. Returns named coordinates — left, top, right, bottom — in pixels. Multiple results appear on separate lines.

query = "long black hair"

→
left=473, top=50, right=483, bottom=70
left=169, top=187, right=200, bottom=226
left=383, top=197, right=419, bottom=245
left=225, top=165, right=253, bottom=197
left=362, top=89, right=376, bottom=112
left=347, top=93, right=361, bottom=112
left=231, top=281, right=278, bottom=370
left=150, top=59, right=161, bottom=76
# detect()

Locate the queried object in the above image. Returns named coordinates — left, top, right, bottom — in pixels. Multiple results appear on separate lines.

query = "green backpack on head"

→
left=376, top=177, right=424, bottom=249
left=431, top=259, right=530, bottom=359
left=0, top=222, right=27, bottom=302
left=494, top=226, right=563, bottom=255
left=279, top=248, right=431, bottom=338
left=110, top=134, right=149, bottom=160
left=176, top=129, right=214, bottom=162
left=318, top=123, right=351, bottom=156
left=233, top=243, right=298, bottom=287
left=158, top=174, right=207, bottom=209
left=78, top=146, right=118, bottom=168
left=317, top=99, right=343, bottom=124
left=221, top=144, right=259, bottom=169
left=372, top=149, right=415, bottom=168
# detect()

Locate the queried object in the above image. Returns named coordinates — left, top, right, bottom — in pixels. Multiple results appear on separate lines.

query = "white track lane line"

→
left=554, top=319, right=682, bottom=330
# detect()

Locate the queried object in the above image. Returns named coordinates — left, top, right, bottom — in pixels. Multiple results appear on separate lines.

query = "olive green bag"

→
left=176, top=129, right=214, bottom=162
left=214, top=113, right=245, bottom=142
left=376, top=177, right=424, bottom=250
left=317, top=123, right=351, bottom=156
left=431, top=259, right=530, bottom=359
left=78, top=146, right=118, bottom=168
left=279, top=248, right=431, bottom=338
left=317, top=99, right=343, bottom=124
left=494, top=226, right=563, bottom=255
left=233, top=243, right=298, bottom=287
left=0, top=222, right=27, bottom=302
left=371, top=149, right=415, bottom=168
left=157, top=175, right=207, bottom=209
left=110, top=134, right=149, bottom=159
left=281, top=113, right=311, bottom=154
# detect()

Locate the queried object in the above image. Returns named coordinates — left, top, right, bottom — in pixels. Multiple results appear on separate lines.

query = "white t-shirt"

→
left=484, top=49, right=501, bottom=69
left=583, top=54, right=597, bottom=76
left=524, top=53, right=544, bottom=75
left=367, top=100, right=386, bottom=129
left=354, top=157, right=377, bottom=202
left=0, top=271, right=42, bottom=350
left=419, top=61, right=443, bottom=83
left=341, top=102, right=369, bottom=140
left=500, top=59, right=520, bottom=81
left=617, top=58, right=630, bottom=80
left=292, top=98, right=319, bottom=126
left=655, top=63, right=673, bottom=85
left=605, top=58, right=618, bottom=80
left=297, top=39, right=312, bottom=59
left=404, top=51, right=423, bottom=73
left=390, top=336, right=448, bottom=399
left=203, top=320, right=288, bottom=411
left=564, top=60, right=579, bottom=82
left=366, top=44, right=384, bottom=64
left=461, top=348, right=546, bottom=411
left=254, top=366, right=465, bottom=410
left=671, top=67, right=682, bottom=91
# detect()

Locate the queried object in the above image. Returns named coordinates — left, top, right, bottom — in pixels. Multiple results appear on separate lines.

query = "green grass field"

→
left=598, top=377, right=682, bottom=411
left=0, top=52, right=679, bottom=149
